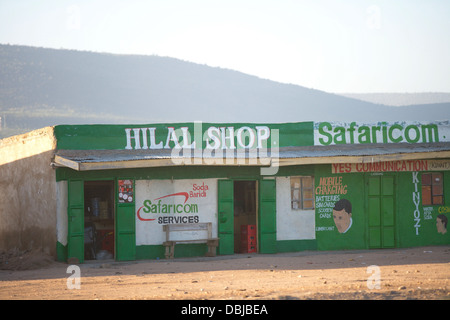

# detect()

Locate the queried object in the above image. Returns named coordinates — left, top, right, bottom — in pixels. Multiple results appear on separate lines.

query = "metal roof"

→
left=54, top=142, right=450, bottom=171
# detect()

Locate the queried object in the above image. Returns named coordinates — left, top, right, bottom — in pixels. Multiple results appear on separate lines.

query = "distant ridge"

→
left=0, top=44, right=449, bottom=138
left=339, top=92, right=450, bottom=107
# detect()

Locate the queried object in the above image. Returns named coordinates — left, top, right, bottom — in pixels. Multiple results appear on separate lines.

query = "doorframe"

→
left=233, top=179, right=259, bottom=254
left=67, top=179, right=84, bottom=263
left=67, top=178, right=117, bottom=262
left=365, top=173, right=397, bottom=249
left=217, top=177, right=260, bottom=255
left=115, top=178, right=136, bottom=261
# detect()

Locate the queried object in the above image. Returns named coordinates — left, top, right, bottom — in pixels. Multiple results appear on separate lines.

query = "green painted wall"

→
left=315, top=164, right=450, bottom=251
left=57, top=159, right=449, bottom=262
left=396, top=171, right=450, bottom=248
left=57, top=164, right=318, bottom=261
left=315, top=165, right=366, bottom=250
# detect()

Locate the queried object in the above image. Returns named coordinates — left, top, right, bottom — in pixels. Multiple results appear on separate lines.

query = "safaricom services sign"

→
left=135, top=179, right=218, bottom=246
left=314, top=121, right=450, bottom=146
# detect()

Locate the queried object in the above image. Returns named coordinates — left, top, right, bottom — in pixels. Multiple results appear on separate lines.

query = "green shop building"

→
left=1, top=120, right=449, bottom=263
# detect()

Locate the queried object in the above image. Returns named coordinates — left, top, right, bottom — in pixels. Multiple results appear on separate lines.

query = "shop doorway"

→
left=367, top=175, right=396, bottom=248
left=218, top=179, right=275, bottom=255
left=233, top=181, right=257, bottom=253
left=84, top=180, right=115, bottom=260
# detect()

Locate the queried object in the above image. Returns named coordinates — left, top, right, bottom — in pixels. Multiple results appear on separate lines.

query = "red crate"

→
left=98, top=230, right=114, bottom=253
left=240, top=225, right=257, bottom=253
left=241, top=224, right=256, bottom=236
left=241, top=241, right=257, bottom=253
left=241, top=234, right=256, bottom=244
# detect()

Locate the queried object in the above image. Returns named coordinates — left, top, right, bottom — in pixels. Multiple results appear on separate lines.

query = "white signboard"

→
left=135, top=179, right=218, bottom=245
left=314, top=120, right=450, bottom=146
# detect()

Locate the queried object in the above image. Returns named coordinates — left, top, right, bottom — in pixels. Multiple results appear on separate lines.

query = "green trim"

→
left=55, top=164, right=315, bottom=182
left=136, top=241, right=318, bottom=260
left=276, top=240, right=317, bottom=253
left=56, top=241, right=67, bottom=262
left=259, top=179, right=277, bottom=253
left=136, top=244, right=208, bottom=260
left=115, top=178, right=136, bottom=261
left=276, top=165, right=315, bottom=176
left=56, top=165, right=263, bottom=181
left=136, top=245, right=165, bottom=260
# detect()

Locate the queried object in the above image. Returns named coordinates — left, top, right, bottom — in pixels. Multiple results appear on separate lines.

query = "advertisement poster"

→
left=135, top=179, right=218, bottom=245
left=118, top=180, right=134, bottom=203
left=314, top=171, right=366, bottom=251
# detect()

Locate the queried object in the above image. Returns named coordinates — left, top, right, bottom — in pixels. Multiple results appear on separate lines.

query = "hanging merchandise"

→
left=118, top=180, right=134, bottom=203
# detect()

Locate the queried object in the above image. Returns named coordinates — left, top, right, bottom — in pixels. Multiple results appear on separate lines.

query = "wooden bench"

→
left=162, top=223, right=219, bottom=259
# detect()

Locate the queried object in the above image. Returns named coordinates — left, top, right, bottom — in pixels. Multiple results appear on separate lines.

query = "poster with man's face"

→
left=332, top=199, right=352, bottom=234
left=436, top=214, right=448, bottom=235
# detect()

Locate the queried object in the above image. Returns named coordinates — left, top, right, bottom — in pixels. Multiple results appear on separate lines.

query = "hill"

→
left=1, top=44, right=449, bottom=138
left=340, top=92, right=450, bottom=107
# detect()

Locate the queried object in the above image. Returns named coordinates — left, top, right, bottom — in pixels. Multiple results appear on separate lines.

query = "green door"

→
left=368, top=175, right=395, bottom=248
left=68, top=180, right=84, bottom=263
left=259, top=179, right=277, bottom=253
left=218, top=180, right=234, bottom=255
left=116, top=179, right=136, bottom=261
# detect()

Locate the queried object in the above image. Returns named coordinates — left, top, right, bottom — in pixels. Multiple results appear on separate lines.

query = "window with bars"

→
left=422, top=173, right=444, bottom=205
left=291, top=176, right=315, bottom=210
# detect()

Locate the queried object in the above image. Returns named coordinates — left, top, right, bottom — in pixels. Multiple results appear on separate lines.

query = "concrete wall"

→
left=56, top=180, right=68, bottom=248
left=0, top=127, right=57, bottom=256
left=276, top=177, right=315, bottom=241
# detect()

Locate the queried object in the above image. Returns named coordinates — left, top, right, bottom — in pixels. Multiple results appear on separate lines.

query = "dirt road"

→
left=0, top=245, right=449, bottom=300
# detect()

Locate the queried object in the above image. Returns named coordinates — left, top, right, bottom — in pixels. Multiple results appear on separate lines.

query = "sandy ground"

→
left=0, top=245, right=449, bottom=300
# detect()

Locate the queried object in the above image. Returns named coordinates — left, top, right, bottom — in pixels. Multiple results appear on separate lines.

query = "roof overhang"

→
left=274, top=143, right=450, bottom=166
left=53, top=149, right=274, bottom=171
left=53, top=142, right=450, bottom=171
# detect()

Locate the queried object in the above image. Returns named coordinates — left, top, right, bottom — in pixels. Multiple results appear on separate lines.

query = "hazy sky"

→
left=1, top=0, right=449, bottom=93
